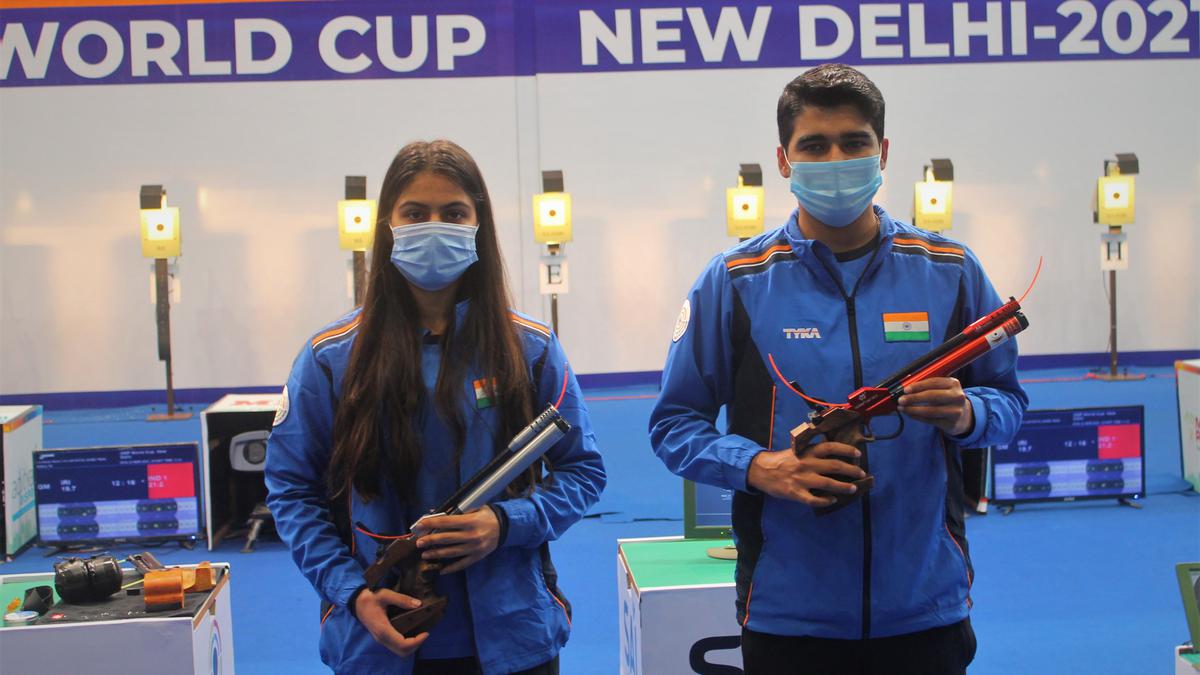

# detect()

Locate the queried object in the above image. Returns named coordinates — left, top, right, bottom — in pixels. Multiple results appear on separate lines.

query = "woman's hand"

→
left=411, top=507, right=501, bottom=574
left=353, top=588, right=429, bottom=657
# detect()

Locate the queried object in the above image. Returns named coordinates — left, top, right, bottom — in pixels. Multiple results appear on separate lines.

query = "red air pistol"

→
left=791, top=298, right=1029, bottom=516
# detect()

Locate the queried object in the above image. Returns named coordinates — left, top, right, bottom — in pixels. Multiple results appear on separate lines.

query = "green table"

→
left=620, top=538, right=736, bottom=589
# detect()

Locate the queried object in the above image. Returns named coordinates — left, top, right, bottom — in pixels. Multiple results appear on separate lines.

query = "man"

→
left=649, top=64, right=1027, bottom=675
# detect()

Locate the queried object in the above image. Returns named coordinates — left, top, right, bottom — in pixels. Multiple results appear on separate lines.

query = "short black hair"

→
left=777, top=64, right=885, bottom=149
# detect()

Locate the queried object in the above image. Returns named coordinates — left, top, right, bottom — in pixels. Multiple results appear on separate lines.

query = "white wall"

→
left=536, top=60, right=1200, bottom=376
left=2, top=59, right=1198, bottom=395
left=0, top=78, right=532, bottom=394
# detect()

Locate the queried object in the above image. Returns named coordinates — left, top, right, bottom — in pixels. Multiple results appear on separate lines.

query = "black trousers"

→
left=742, top=618, right=976, bottom=675
left=413, top=655, right=559, bottom=675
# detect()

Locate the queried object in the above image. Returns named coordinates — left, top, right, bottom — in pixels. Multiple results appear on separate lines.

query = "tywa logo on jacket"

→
left=782, top=327, right=822, bottom=340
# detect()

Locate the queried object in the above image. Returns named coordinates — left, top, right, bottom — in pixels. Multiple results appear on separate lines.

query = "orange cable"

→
left=554, top=369, right=569, bottom=409
left=767, top=386, right=776, bottom=451
left=1018, top=256, right=1043, bottom=304
left=767, top=353, right=848, bottom=409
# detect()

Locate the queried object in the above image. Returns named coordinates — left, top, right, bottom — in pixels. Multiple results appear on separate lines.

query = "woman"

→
left=266, top=140, right=606, bottom=674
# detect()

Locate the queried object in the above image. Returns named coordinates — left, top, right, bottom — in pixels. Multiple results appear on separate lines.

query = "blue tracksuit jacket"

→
left=649, top=206, right=1027, bottom=640
left=266, top=301, right=606, bottom=674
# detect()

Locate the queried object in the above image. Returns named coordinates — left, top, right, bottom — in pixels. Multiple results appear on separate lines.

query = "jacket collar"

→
left=782, top=204, right=897, bottom=290
left=784, top=204, right=897, bottom=248
left=418, top=298, right=472, bottom=342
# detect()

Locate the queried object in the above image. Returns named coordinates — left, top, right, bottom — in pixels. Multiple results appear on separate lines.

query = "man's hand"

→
left=411, top=507, right=501, bottom=575
left=897, top=377, right=974, bottom=437
left=354, top=588, right=429, bottom=657
left=747, top=443, right=865, bottom=507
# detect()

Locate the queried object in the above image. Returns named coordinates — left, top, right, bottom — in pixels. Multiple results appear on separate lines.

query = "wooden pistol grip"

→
left=388, top=557, right=448, bottom=636
left=790, top=424, right=820, bottom=451
left=388, top=597, right=449, bottom=637
left=792, top=410, right=875, bottom=517
left=363, top=536, right=418, bottom=588
left=829, top=418, right=869, bottom=451
left=813, top=422, right=875, bottom=517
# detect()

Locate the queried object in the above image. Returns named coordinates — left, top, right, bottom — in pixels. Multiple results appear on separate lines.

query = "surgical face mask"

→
left=389, top=221, right=479, bottom=291
left=788, top=154, right=883, bottom=228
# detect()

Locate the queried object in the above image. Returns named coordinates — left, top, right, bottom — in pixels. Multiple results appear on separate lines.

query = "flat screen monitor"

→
left=991, top=405, right=1144, bottom=505
left=34, top=443, right=203, bottom=547
left=683, top=480, right=733, bottom=539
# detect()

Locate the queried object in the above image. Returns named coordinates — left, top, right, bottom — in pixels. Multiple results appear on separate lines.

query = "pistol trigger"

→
left=860, top=420, right=876, bottom=443
left=872, top=412, right=905, bottom=441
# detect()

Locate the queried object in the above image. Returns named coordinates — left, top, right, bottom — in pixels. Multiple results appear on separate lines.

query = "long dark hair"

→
left=328, top=140, right=533, bottom=503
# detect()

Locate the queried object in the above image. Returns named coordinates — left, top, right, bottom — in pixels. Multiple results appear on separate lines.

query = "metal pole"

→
left=155, top=257, right=175, bottom=415
left=346, top=176, right=369, bottom=305
left=1108, top=269, right=1118, bottom=377
left=551, top=293, right=559, bottom=336
left=353, top=250, right=367, bottom=305
left=1092, top=232, right=1143, bottom=382
left=164, top=356, right=176, bottom=415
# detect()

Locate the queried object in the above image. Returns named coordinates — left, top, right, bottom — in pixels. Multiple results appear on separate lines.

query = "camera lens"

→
left=54, top=555, right=123, bottom=603
left=89, top=555, right=123, bottom=599
left=246, top=440, right=266, bottom=465
left=54, top=558, right=92, bottom=603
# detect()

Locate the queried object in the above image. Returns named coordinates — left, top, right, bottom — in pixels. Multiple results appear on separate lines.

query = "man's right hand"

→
left=747, top=442, right=865, bottom=507
left=353, top=588, right=429, bottom=657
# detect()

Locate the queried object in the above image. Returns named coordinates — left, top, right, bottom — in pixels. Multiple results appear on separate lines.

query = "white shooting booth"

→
left=617, top=536, right=743, bottom=674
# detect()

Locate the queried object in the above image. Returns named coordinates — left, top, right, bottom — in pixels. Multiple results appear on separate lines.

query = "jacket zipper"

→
left=814, top=240, right=881, bottom=641
left=846, top=296, right=872, bottom=640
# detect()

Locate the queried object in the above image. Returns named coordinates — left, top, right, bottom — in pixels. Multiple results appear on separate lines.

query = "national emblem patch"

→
left=672, top=299, right=691, bottom=343
left=273, top=386, right=290, bottom=426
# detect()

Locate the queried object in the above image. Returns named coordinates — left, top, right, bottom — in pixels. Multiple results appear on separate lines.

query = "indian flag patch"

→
left=473, top=378, right=496, bottom=409
left=883, top=312, right=930, bottom=342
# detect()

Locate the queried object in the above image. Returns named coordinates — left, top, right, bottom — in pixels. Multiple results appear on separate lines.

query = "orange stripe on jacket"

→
left=946, top=523, right=974, bottom=609
left=892, top=238, right=964, bottom=256
left=944, top=523, right=972, bottom=586
left=741, top=582, right=755, bottom=627
left=726, top=244, right=791, bottom=269
left=511, top=314, right=550, bottom=335
left=311, top=317, right=361, bottom=348
left=550, top=591, right=571, bottom=628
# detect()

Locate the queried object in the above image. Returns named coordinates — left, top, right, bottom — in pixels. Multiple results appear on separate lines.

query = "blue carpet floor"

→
left=2, top=366, right=1197, bottom=674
